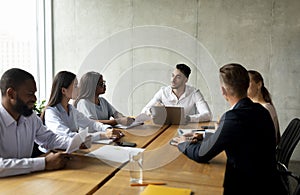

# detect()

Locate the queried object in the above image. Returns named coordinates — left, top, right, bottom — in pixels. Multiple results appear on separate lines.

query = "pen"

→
left=130, top=182, right=166, bottom=186
left=179, top=129, right=184, bottom=134
left=191, top=129, right=205, bottom=132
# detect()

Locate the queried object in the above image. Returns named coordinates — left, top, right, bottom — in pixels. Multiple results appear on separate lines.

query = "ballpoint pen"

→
left=130, top=182, right=166, bottom=187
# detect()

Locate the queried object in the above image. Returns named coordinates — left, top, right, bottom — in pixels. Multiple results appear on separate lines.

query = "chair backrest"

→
left=276, top=118, right=300, bottom=168
left=293, top=182, right=300, bottom=195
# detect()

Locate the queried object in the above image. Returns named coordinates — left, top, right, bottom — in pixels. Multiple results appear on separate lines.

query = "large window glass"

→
left=0, top=0, right=52, bottom=102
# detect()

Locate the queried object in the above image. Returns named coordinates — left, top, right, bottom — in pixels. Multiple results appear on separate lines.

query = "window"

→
left=0, top=0, right=52, bottom=102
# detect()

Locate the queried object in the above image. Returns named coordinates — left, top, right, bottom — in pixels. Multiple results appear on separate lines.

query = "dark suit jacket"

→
left=178, top=98, right=285, bottom=195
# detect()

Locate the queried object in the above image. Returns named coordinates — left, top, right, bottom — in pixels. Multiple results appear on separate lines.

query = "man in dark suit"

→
left=172, top=63, right=285, bottom=195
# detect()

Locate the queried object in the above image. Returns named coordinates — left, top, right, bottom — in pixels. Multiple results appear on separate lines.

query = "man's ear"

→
left=257, top=81, right=262, bottom=89
left=221, top=86, right=229, bottom=101
left=221, top=86, right=227, bottom=97
left=6, top=88, right=16, bottom=100
left=184, top=77, right=188, bottom=84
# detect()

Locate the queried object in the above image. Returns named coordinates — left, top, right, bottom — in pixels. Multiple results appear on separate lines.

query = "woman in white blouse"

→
left=247, top=70, right=280, bottom=145
left=41, top=71, right=120, bottom=141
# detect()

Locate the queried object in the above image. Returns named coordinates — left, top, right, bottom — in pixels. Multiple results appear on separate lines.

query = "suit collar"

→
left=232, top=97, right=253, bottom=110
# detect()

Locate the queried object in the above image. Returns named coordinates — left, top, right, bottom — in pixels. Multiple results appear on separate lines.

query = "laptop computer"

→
left=150, top=106, right=187, bottom=125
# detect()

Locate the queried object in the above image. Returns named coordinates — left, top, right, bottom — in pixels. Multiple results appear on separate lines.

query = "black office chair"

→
left=276, top=118, right=300, bottom=167
left=276, top=118, right=300, bottom=195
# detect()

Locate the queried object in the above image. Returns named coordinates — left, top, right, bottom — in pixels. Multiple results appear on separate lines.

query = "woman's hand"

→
left=102, top=128, right=124, bottom=139
left=112, top=129, right=124, bottom=139
left=116, top=117, right=135, bottom=126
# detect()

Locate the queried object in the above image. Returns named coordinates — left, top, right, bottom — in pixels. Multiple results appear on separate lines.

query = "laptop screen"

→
left=150, top=106, right=186, bottom=125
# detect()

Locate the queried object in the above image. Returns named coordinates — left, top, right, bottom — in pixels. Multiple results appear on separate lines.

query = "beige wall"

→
left=53, top=0, right=300, bottom=159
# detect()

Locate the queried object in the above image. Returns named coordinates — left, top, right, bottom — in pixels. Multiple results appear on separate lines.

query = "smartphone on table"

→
left=115, top=141, right=137, bottom=147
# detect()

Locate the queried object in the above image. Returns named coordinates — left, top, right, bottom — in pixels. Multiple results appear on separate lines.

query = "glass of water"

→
left=129, top=151, right=143, bottom=184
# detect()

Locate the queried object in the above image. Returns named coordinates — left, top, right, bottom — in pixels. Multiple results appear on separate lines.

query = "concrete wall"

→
left=53, top=0, right=300, bottom=159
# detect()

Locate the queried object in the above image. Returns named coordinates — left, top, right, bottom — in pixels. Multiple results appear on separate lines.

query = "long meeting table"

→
left=95, top=122, right=225, bottom=195
left=0, top=121, right=226, bottom=195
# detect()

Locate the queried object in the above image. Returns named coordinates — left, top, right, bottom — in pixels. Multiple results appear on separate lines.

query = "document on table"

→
left=140, top=185, right=192, bottom=195
left=93, top=139, right=114, bottom=144
left=114, top=113, right=151, bottom=129
left=177, top=128, right=205, bottom=136
left=66, top=130, right=88, bottom=154
left=177, top=128, right=215, bottom=139
left=86, top=145, right=145, bottom=163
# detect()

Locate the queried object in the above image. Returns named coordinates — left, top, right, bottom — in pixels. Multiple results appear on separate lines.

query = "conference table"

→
left=0, top=121, right=226, bottom=195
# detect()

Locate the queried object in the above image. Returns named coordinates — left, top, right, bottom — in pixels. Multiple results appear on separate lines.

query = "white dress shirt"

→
left=44, top=103, right=111, bottom=137
left=0, top=104, right=71, bottom=177
left=141, top=85, right=212, bottom=122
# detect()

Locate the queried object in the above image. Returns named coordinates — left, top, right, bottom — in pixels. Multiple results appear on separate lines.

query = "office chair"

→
left=278, top=162, right=300, bottom=195
left=276, top=118, right=300, bottom=195
left=276, top=118, right=300, bottom=168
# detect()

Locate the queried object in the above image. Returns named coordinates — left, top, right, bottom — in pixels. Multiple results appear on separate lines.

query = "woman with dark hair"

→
left=74, top=71, right=134, bottom=126
left=41, top=71, right=120, bottom=143
left=247, top=70, right=280, bottom=144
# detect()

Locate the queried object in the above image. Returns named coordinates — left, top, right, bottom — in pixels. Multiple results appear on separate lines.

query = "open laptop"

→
left=150, top=106, right=187, bottom=125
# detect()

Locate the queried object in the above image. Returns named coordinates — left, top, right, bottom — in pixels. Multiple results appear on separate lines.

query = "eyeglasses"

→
left=97, top=81, right=106, bottom=87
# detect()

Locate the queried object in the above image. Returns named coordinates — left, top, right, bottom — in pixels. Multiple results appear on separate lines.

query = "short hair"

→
left=219, top=63, right=249, bottom=98
left=0, top=68, right=35, bottom=96
left=176, top=64, right=191, bottom=78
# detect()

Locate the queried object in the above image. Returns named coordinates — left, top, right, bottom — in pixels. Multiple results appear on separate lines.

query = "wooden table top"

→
left=95, top=122, right=226, bottom=195
left=0, top=122, right=169, bottom=195
left=0, top=121, right=226, bottom=195
left=0, top=154, right=115, bottom=195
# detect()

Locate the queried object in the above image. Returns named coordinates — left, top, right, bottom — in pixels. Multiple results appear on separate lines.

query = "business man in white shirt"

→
left=141, top=64, right=212, bottom=123
left=0, top=68, right=87, bottom=177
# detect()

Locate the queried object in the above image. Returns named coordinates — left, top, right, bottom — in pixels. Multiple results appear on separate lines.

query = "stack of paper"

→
left=93, top=139, right=114, bottom=144
left=86, top=145, right=145, bottom=163
left=140, top=185, right=192, bottom=195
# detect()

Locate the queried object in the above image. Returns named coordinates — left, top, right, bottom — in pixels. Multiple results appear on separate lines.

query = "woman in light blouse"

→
left=74, top=71, right=134, bottom=126
left=41, top=71, right=121, bottom=141
left=247, top=70, right=280, bottom=145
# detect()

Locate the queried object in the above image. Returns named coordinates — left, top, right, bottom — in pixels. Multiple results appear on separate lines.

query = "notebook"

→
left=150, top=106, right=186, bottom=125
left=140, top=185, right=192, bottom=195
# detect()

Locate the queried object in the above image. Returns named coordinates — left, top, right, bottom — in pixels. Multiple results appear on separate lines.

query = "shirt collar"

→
left=229, top=102, right=237, bottom=110
left=56, top=103, right=72, bottom=113
left=0, top=103, right=26, bottom=127
left=168, top=85, right=188, bottom=100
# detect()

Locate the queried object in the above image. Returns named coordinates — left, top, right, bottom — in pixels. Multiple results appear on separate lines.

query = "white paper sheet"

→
left=177, top=128, right=205, bottom=136
left=65, top=130, right=88, bottom=154
left=93, top=139, right=113, bottom=144
left=86, top=145, right=145, bottom=163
